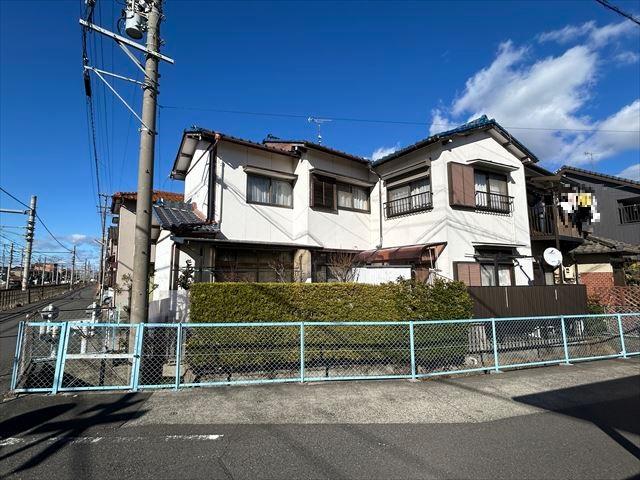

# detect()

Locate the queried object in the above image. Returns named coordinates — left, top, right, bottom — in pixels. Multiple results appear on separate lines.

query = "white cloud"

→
left=614, top=51, right=640, bottom=65
left=537, top=21, right=595, bottom=44
left=371, top=143, right=401, bottom=161
left=431, top=22, right=640, bottom=167
left=617, top=163, right=640, bottom=181
left=537, top=20, right=636, bottom=47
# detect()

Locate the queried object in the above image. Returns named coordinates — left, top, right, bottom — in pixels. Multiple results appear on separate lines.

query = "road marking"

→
left=0, top=434, right=223, bottom=447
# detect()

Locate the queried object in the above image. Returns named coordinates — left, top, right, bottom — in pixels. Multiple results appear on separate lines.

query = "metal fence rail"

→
left=11, top=313, right=640, bottom=393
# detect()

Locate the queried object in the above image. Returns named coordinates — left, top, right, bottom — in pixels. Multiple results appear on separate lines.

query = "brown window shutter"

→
left=455, top=262, right=481, bottom=286
left=448, top=163, right=475, bottom=208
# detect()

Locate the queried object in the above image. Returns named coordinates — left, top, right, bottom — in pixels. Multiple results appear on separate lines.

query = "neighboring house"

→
left=106, top=190, right=184, bottom=311
left=568, top=236, right=640, bottom=294
left=524, top=163, right=590, bottom=285
left=557, top=166, right=640, bottom=246
left=153, top=115, right=549, bottom=297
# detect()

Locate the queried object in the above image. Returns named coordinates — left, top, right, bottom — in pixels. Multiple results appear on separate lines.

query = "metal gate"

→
left=12, top=322, right=141, bottom=393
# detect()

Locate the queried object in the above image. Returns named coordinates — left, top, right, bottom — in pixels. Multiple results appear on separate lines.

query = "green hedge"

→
left=186, top=280, right=473, bottom=373
left=190, top=279, right=473, bottom=323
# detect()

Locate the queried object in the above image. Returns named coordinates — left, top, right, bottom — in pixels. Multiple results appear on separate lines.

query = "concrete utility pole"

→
left=98, top=194, right=109, bottom=301
left=70, top=246, right=76, bottom=290
left=130, top=0, right=162, bottom=325
left=21, top=195, right=36, bottom=291
left=5, top=243, right=13, bottom=290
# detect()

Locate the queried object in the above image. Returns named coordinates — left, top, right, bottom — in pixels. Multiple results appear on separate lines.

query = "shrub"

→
left=187, top=280, right=473, bottom=372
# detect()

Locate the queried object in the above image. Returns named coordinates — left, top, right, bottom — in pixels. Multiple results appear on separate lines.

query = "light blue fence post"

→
left=616, top=314, right=628, bottom=358
left=131, top=324, right=144, bottom=392
left=10, top=321, right=25, bottom=391
left=299, top=322, right=305, bottom=383
left=409, top=321, right=416, bottom=380
left=491, top=319, right=500, bottom=372
left=175, top=323, right=183, bottom=389
left=560, top=316, right=571, bottom=365
left=52, top=322, right=70, bottom=394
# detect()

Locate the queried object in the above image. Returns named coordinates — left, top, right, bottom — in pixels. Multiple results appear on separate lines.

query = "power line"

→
left=158, top=104, right=640, bottom=133
left=0, top=186, right=73, bottom=253
left=594, top=0, right=640, bottom=25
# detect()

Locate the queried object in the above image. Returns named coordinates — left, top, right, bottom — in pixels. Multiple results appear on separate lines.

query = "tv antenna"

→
left=584, top=151, right=597, bottom=169
left=308, top=117, right=332, bottom=144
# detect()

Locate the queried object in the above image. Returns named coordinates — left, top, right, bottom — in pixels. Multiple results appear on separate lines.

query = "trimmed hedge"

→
left=190, top=279, right=473, bottom=323
left=186, top=280, right=473, bottom=373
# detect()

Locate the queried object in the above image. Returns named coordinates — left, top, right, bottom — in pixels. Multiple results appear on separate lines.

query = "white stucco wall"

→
left=175, top=132, right=534, bottom=285
left=376, top=132, right=534, bottom=284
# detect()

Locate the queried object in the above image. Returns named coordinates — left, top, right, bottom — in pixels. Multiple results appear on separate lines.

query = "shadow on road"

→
left=0, top=393, right=149, bottom=476
left=512, top=375, right=640, bottom=462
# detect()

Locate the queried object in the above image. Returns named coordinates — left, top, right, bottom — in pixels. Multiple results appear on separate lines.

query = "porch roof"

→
left=354, top=242, right=447, bottom=265
left=153, top=201, right=219, bottom=235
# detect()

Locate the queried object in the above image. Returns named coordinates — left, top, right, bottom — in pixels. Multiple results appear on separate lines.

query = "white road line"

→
left=0, top=434, right=223, bottom=447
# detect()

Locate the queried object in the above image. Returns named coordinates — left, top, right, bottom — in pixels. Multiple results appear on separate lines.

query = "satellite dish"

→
left=543, top=247, right=563, bottom=268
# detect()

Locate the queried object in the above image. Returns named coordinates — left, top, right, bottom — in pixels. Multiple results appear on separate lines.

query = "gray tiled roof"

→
left=571, top=235, right=640, bottom=255
left=153, top=201, right=219, bottom=234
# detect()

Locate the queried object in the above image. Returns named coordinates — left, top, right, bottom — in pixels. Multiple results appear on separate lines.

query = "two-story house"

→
left=153, top=116, right=543, bottom=298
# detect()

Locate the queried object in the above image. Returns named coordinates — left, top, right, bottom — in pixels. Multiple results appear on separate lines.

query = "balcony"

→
left=619, top=204, right=640, bottom=224
left=475, top=191, right=513, bottom=214
left=528, top=205, right=582, bottom=240
left=384, top=191, right=433, bottom=218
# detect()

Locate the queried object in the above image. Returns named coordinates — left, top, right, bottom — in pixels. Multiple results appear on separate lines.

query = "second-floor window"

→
left=311, top=175, right=337, bottom=210
left=618, top=198, right=640, bottom=224
left=474, top=171, right=511, bottom=213
left=247, top=174, right=293, bottom=208
left=386, top=178, right=432, bottom=218
left=337, top=183, right=370, bottom=212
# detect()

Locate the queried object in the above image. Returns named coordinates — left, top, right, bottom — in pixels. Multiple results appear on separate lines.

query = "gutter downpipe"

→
left=370, top=166, right=383, bottom=249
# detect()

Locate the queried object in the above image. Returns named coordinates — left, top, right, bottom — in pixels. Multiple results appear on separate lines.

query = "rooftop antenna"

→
left=308, top=117, right=332, bottom=144
left=584, top=152, right=597, bottom=169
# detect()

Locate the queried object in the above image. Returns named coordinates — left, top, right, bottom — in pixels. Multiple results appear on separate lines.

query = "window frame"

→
left=310, top=174, right=338, bottom=212
left=385, top=176, right=432, bottom=218
left=473, top=169, right=512, bottom=214
left=246, top=173, right=294, bottom=209
left=618, top=197, right=640, bottom=225
left=337, top=182, right=371, bottom=213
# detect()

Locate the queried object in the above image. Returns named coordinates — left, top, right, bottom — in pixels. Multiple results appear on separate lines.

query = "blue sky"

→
left=1, top=0, right=639, bottom=264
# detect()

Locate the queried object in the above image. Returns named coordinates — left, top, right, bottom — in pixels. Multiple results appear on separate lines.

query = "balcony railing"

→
left=475, top=191, right=513, bottom=214
left=528, top=205, right=581, bottom=239
left=384, top=191, right=433, bottom=218
left=619, top=204, right=640, bottom=224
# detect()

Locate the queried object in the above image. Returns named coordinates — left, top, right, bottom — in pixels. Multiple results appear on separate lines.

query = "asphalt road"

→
left=1, top=359, right=639, bottom=479
left=0, top=286, right=97, bottom=395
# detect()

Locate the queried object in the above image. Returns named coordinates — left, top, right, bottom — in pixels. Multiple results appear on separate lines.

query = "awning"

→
left=354, top=242, right=447, bottom=266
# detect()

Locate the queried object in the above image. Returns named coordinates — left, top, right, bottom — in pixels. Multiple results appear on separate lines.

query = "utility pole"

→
left=70, top=246, right=76, bottom=290
left=98, top=194, right=109, bottom=302
left=130, top=0, right=162, bottom=325
left=5, top=243, right=13, bottom=290
left=21, top=195, right=36, bottom=291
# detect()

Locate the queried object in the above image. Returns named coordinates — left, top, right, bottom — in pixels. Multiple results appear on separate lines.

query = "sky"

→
left=1, top=0, right=639, bottom=266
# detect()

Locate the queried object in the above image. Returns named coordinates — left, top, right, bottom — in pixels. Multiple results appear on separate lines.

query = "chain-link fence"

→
left=10, top=313, right=640, bottom=393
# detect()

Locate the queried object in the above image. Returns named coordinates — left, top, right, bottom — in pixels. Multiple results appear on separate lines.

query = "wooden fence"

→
left=467, top=285, right=588, bottom=318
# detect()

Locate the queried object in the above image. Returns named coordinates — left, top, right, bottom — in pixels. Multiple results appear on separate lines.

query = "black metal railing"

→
left=384, top=192, right=433, bottom=218
left=475, top=191, right=512, bottom=214
left=619, top=204, right=640, bottom=224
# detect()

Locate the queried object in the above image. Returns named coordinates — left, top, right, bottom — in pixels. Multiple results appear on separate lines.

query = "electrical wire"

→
left=0, top=186, right=73, bottom=253
left=594, top=0, right=640, bottom=25
left=158, top=104, right=640, bottom=134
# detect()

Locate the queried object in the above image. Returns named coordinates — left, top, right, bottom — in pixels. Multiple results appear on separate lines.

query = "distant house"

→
left=557, top=166, right=640, bottom=245
left=106, top=190, right=183, bottom=311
